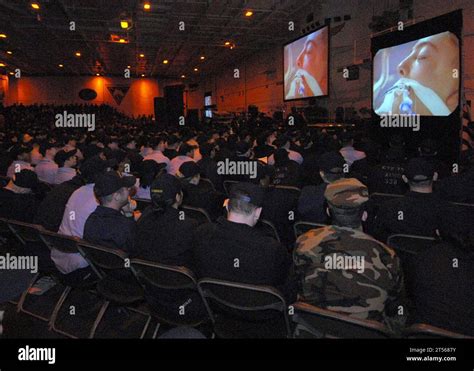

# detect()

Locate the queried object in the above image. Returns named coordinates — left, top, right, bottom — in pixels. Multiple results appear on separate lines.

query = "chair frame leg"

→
left=89, top=300, right=110, bottom=339
left=152, top=322, right=161, bottom=339
left=48, top=286, right=72, bottom=334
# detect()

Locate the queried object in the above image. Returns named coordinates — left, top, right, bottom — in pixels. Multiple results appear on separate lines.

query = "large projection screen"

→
left=373, top=31, right=460, bottom=117
left=284, top=26, right=329, bottom=101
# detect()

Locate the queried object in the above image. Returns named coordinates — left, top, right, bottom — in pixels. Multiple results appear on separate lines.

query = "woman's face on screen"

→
left=397, top=32, right=459, bottom=103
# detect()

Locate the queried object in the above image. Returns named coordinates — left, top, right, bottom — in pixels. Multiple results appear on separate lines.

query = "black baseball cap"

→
left=13, top=169, right=39, bottom=189
left=54, top=149, right=77, bottom=167
left=39, top=142, right=58, bottom=157
left=11, top=144, right=32, bottom=158
left=80, top=156, right=115, bottom=181
left=229, top=182, right=265, bottom=208
left=94, top=171, right=136, bottom=198
left=235, top=141, right=251, bottom=156
left=319, top=151, right=345, bottom=174
left=150, top=173, right=182, bottom=203
left=178, top=161, right=200, bottom=178
left=405, top=158, right=435, bottom=182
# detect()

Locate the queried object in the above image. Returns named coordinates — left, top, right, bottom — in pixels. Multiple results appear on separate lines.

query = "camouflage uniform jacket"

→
left=293, top=225, right=402, bottom=322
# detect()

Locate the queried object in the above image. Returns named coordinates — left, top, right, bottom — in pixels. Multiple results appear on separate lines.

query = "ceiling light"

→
left=181, top=74, right=186, bottom=78
left=119, top=38, right=126, bottom=43
left=194, top=67, right=198, bottom=72
left=0, top=63, right=6, bottom=67
left=224, top=41, right=231, bottom=46
left=75, top=52, right=81, bottom=57
left=120, top=20, right=129, bottom=29
left=143, top=2, right=151, bottom=10
left=96, top=73, right=100, bottom=76
left=58, top=64, right=64, bottom=67
left=9, top=71, right=14, bottom=75
left=200, top=56, right=205, bottom=60
left=245, top=10, right=253, bottom=17
left=127, top=65, right=131, bottom=68
left=6, top=51, right=12, bottom=55
left=0, top=34, right=7, bottom=38
left=141, top=74, right=145, bottom=77
left=139, top=53, right=145, bottom=58
left=163, top=59, right=169, bottom=64
left=31, top=3, right=40, bottom=10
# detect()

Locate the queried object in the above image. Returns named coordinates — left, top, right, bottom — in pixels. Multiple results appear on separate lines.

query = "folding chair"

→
left=181, top=205, right=212, bottom=225
left=386, top=234, right=436, bottom=256
left=200, top=177, right=216, bottom=191
left=291, top=302, right=393, bottom=338
left=134, top=197, right=152, bottom=212
left=223, top=180, right=239, bottom=196
left=6, top=219, right=44, bottom=247
left=0, top=217, right=13, bottom=243
left=273, top=185, right=301, bottom=198
left=198, top=278, right=292, bottom=338
left=5, top=220, right=61, bottom=322
left=39, top=229, right=98, bottom=338
left=131, top=259, right=210, bottom=337
left=77, top=241, right=150, bottom=338
left=404, top=323, right=473, bottom=339
left=256, top=219, right=281, bottom=242
left=293, top=221, right=327, bottom=240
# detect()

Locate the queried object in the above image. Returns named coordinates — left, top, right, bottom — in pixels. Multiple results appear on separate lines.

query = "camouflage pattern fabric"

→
left=293, top=225, right=402, bottom=323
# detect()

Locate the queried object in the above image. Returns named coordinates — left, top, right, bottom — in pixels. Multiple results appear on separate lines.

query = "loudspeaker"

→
left=154, top=97, right=167, bottom=128
left=345, top=65, right=360, bottom=81
left=164, top=85, right=184, bottom=127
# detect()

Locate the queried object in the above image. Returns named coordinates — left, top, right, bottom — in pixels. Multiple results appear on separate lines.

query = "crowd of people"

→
left=0, top=103, right=473, bottom=337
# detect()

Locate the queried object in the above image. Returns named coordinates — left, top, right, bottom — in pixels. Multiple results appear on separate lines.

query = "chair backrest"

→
left=181, top=205, right=212, bottom=225
left=200, top=178, right=216, bottom=191
left=386, top=234, right=436, bottom=256
left=197, top=278, right=291, bottom=336
left=256, top=219, right=280, bottom=242
left=38, top=229, right=79, bottom=254
left=404, top=323, right=473, bottom=339
left=0, top=217, right=12, bottom=238
left=134, top=198, right=152, bottom=212
left=131, top=259, right=198, bottom=291
left=293, top=221, right=327, bottom=240
left=292, top=302, right=393, bottom=338
left=223, top=180, right=239, bottom=195
left=76, top=240, right=129, bottom=279
left=6, top=219, right=44, bottom=245
left=272, top=185, right=301, bottom=197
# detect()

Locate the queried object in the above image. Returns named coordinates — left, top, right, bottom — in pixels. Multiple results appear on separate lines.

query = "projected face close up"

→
left=284, top=27, right=328, bottom=100
left=373, top=31, right=459, bottom=116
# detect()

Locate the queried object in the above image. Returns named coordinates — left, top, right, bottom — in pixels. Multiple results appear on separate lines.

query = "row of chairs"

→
left=0, top=216, right=470, bottom=339
left=134, top=198, right=282, bottom=242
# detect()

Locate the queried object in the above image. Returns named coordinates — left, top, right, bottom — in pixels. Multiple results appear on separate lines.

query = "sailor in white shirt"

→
left=339, top=133, right=366, bottom=166
left=53, top=149, right=78, bottom=185
left=168, top=143, right=197, bottom=175
left=267, top=135, right=303, bottom=165
left=35, top=143, right=59, bottom=184
left=6, top=145, right=33, bottom=179
left=143, top=137, right=170, bottom=172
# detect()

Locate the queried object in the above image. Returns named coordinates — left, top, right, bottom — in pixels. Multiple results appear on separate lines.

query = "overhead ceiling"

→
left=0, top=0, right=315, bottom=81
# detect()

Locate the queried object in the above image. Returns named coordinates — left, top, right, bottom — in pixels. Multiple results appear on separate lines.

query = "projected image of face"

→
left=284, top=27, right=328, bottom=100
left=373, top=31, right=459, bottom=116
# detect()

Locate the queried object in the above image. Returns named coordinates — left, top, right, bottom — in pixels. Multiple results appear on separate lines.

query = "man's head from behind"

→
left=319, top=151, right=345, bottom=183
left=94, top=171, right=136, bottom=209
left=324, top=178, right=369, bottom=229
left=227, top=182, right=265, bottom=227
left=402, top=157, right=437, bottom=193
